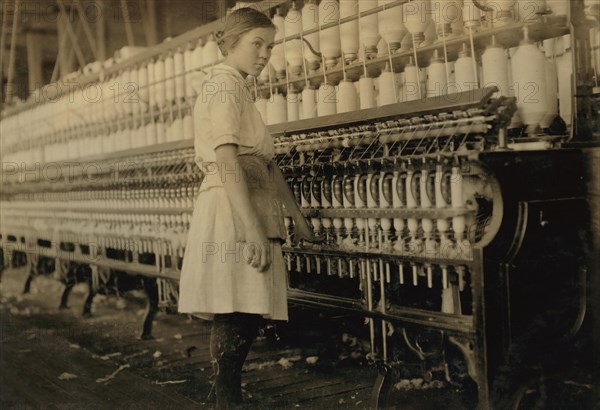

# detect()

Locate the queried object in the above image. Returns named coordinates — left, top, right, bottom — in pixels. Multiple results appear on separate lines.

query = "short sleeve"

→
left=202, top=73, right=244, bottom=150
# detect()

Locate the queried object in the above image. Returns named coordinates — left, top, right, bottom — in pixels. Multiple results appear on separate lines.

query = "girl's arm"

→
left=215, top=144, right=271, bottom=272
left=271, top=164, right=324, bottom=244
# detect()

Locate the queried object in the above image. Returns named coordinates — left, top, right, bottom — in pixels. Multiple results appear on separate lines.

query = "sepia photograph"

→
left=0, top=0, right=598, bottom=408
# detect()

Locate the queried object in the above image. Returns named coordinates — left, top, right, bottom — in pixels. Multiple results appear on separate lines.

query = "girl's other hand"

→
left=244, top=224, right=271, bottom=272
left=293, top=218, right=326, bottom=245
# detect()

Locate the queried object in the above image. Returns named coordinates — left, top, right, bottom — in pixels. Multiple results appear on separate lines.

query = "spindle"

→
left=340, top=0, right=359, bottom=64
left=512, top=27, right=548, bottom=133
left=359, top=0, right=379, bottom=59
left=319, top=0, right=341, bottom=68
left=285, top=3, right=304, bottom=76
left=202, top=34, right=219, bottom=67
left=482, top=36, right=509, bottom=97
left=271, top=10, right=287, bottom=80
left=302, top=0, right=321, bottom=70
left=378, top=0, right=407, bottom=53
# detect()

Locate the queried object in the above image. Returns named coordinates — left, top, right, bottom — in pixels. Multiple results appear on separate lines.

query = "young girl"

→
left=178, top=7, right=316, bottom=408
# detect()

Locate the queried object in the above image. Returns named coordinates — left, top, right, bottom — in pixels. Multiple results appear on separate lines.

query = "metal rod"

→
left=379, top=259, right=387, bottom=362
left=366, top=259, right=376, bottom=360
left=121, top=0, right=135, bottom=46
left=26, top=32, right=43, bottom=91
left=56, top=0, right=87, bottom=70
left=139, top=0, right=151, bottom=46
left=5, top=0, right=21, bottom=103
left=468, top=26, right=480, bottom=88
left=145, top=0, right=158, bottom=46
left=74, top=0, right=98, bottom=60
left=0, top=0, right=10, bottom=101
left=96, top=0, right=106, bottom=61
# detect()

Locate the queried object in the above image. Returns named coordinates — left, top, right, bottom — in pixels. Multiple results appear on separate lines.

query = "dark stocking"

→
left=209, top=313, right=261, bottom=409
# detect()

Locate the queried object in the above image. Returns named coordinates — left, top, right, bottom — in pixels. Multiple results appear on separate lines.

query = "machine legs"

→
left=140, top=277, right=159, bottom=340
left=371, top=364, right=398, bottom=409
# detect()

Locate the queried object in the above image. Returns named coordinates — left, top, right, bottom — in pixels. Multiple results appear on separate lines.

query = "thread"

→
left=317, top=83, right=337, bottom=117
left=340, top=0, right=359, bottom=63
left=284, top=3, right=304, bottom=76
left=145, top=121, right=157, bottom=146
left=171, top=116, right=183, bottom=141
left=183, top=113, right=194, bottom=140
left=156, top=118, right=165, bottom=144
left=174, top=48, right=185, bottom=101
left=154, top=59, right=166, bottom=109
left=271, top=11, right=286, bottom=80
left=255, top=97, right=268, bottom=123
left=482, top=36, right=509, bottom=97
left=267, top=91, right=288, bottom=125
left=467, top=27, right=480, bottom=88
left=440, top=20, right=451, bottom=86
left=359, top=76, right=376, bottom=109
left=302, top=0, right=321, bottom=70
left=411, top=39, right=422, bottom=99
left=184, top=44, right=194, bottom=99
left=378, top=69, right=397, bottom=106
left=302, top=87, right=317, bottom=119
left=378, top=0, right=407, bottom=53
left=512, top=28, right=548, bottom=133
left=455, top=43, right=477, bottom=94
left=337, top=80, right=359, bottom=113
left=404, top=57, right=421, bottom=102
left=427, top=50, right=447, bottom=97
left=359, top=0, right=379, bottom=59
left=319, top=0, right=341, bottom=68
left=387, top=42, right=398, bottom=103
left=287, top=87, right=300, bottom=121
left=202, top=34, right=219, bottom=67
left=164, top=53, right=176, bottom=105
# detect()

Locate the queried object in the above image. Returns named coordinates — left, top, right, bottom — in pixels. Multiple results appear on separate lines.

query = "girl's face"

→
left=225, top=27, right=275, bottom=78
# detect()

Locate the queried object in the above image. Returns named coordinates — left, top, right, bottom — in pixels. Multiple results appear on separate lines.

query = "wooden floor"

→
left=0, top=266, right=376, bottom=409
left=1, top=265, right=593, bottom=409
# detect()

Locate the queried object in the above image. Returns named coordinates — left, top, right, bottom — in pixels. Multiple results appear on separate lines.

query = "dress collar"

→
left=213, top=63, right=246, bottom=80
left=208, top=63, right=254, bottom=99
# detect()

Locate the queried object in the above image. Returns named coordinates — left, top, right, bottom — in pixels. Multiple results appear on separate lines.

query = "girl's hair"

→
left=215, top=8, right=275, bottom=56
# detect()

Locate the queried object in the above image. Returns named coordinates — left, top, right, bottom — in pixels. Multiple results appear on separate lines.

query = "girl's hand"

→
left=270, top=164, right=326, bottom=245
left=292, top=217, right=326, bottom=244
left=244, top=223, right=271, bottom=272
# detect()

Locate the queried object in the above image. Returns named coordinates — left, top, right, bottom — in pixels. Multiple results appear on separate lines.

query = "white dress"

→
left=178, top=64, right=288, bottom=321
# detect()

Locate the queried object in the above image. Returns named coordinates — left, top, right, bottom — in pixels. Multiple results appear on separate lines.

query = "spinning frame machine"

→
left=1, top=0, right=598, bottom=407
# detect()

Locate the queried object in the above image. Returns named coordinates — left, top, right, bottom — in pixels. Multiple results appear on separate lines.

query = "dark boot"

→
left=209, top=313, right=261, bottom=410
